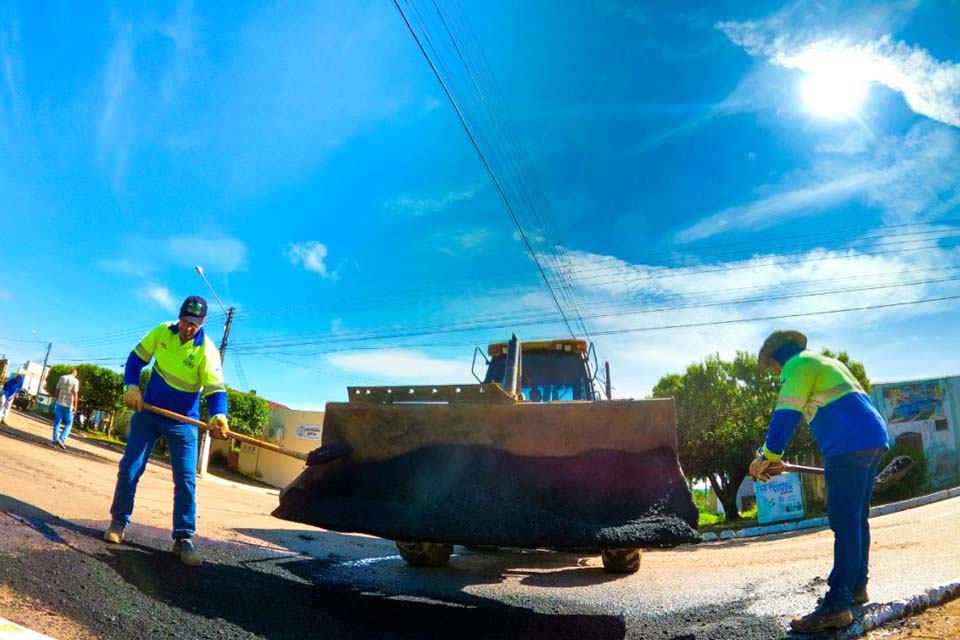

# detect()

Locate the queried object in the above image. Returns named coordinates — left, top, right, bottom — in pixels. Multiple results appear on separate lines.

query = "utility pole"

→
left=219, top=307, right=235, bottom=362
left=194, top=265, right=234, bottom=478
left=38, top=342, right=52, bottom=397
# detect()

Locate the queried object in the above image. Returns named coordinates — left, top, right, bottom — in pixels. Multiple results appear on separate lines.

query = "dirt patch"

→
left=0, top=583, right=98, bottom=640
left=865, top=596, right=960, bottom=638
left=274, top=445, right=700, bottom=548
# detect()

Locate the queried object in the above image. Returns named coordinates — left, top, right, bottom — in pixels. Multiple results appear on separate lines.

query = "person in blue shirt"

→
left=103, top=296, right=229, bottom=567
left=750, top=330, right=889, bottom=633
left=1, top=374, right=26, bottom=424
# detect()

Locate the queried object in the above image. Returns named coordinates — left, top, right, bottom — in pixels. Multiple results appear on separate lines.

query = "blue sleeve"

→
left=765, top=408, right=804, bottom=457
left=124, top=351, right=149, bottom=387
left=207, top=390, right=228, bottom=417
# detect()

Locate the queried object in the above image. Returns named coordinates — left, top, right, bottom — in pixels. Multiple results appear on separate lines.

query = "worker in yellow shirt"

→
left=103, top=295, right=229, bottom=566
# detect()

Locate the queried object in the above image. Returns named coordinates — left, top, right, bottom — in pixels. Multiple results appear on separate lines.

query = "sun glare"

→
left=800, top=70, right=869, bottom=119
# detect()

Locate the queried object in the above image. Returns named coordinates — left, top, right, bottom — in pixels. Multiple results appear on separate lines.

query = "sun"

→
left=800, top=70, right=869, bottom=119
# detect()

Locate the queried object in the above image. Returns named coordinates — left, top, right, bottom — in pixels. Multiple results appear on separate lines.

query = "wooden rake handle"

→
left=142, top=403, right=309, bottom=462
left=766, top=461, right=825, bottom=476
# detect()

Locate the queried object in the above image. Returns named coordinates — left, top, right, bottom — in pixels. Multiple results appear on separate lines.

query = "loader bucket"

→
left=273, top=385, right=699, bottom=549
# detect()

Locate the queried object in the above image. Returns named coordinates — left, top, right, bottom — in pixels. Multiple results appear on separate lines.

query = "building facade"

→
left=870, top=376, right=960, bottom=488
left=211, top=407, right=324, bottom=488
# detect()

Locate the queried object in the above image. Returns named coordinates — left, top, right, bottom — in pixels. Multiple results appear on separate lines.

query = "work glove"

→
left=209, top=415, right=230, bottom=439
left=749, top=454, right=773, bottom=483
left=123, top=386, right=143, bottom=412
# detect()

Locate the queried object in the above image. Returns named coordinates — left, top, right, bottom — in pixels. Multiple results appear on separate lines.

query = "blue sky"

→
left=1, top=0, right=959, bottom=410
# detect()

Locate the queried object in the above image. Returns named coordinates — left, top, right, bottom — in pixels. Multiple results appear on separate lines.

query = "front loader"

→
left=273, top=336, right=700, bottom=573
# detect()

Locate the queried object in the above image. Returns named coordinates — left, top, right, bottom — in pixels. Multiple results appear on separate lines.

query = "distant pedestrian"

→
left=52, top=369, right=80, bottom=449
left=749, top=330, right=889, bottom=633
left=0, top=373, right=26, bottom=424
left=103, top=295, right=229, bottom=567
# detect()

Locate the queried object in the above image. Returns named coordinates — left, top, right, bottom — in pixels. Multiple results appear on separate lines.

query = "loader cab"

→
left=482, top=339, right=596, bottom=401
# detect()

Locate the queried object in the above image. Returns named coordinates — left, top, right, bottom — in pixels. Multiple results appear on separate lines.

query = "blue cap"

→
left=179, top=295, right=208, bottom=326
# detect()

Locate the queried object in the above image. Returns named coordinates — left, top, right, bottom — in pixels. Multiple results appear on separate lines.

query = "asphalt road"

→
left=2, top=409, right=958, bottom=640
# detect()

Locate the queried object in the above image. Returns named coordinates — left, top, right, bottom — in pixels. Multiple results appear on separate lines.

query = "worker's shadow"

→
left=95, top=540, right=628, bottom=640
left=0, top=494, right=103, bottom=542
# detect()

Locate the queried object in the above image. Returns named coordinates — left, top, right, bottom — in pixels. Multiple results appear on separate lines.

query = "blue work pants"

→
left=109, top=410, right=199, bottom=540
left=822, top=447, right=886, bottom=609
left=52, top=402, right=74, bottom=444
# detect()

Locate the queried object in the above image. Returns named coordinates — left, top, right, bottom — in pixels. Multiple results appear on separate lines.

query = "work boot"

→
left=102, top=525, right=125, bottom=544
left=790, top=605, right=853, bottom=633
left=817, top=587, right=869, bottom=607
left=173, top=538, right=203, bottom=567
left=56, top=442, right=66, bottom=450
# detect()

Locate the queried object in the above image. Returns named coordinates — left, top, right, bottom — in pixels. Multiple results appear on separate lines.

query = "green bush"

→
left=113, top=410, right=133, bottom=442
left=874, top=441, right=929, bottom=503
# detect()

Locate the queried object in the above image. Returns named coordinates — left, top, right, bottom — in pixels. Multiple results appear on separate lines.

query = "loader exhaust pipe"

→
left=502, top=334, right=521, bottom=397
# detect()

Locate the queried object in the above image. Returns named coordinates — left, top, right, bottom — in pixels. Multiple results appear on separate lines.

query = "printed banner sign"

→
left=296, top=424, right=323, bottom=440
left=756, top=472, right=805, bottom=524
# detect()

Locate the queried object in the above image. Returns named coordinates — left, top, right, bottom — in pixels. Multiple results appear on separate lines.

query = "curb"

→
left=701, top=488, right=960, bottom=541
left=0, top=616, right=57, bottom=640
left=843, top=581, right=960, bottom=637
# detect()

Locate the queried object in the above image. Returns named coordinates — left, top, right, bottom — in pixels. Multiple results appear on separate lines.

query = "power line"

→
left=395, top=0, right=588, bottom=341
left=220, top=276, right=960, bottom=355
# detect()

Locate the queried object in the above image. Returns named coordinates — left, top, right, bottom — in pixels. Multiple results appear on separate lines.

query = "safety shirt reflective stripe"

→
left=124, top=322, right=228, bottom=420
left=764, top=351, right=888, bottom=458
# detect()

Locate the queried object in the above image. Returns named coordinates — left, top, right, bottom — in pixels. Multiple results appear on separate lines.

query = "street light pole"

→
left=193, top=265, right=235, bottom=478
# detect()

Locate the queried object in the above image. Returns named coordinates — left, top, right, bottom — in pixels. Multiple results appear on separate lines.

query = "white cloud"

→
left=138, top=283, right=178, bottom=312
left=325, top=349, right=469, bottom=383
left=422, top=96, right=443, bottom=113
left=286, top=241, right=336, bottom=278
left=97, top=2, right=201, bottom=190
left=98, top=258, right=150, bottom=277
left=166, top=234, right=249, bottom=274
left=717, top=20, right=960, bottom=127
left=98, top=22, right=135, bottom=189
left=677, top=123, right=960, bottom=242
left=156, top=0, right=200, bottom=104
left=548, top=244, right=960, bottom=397
left=435, top=228, right=497, bottom=255
left=387, top=187, right=477, bottom=216
left=98, top=234, right=248, bottom=278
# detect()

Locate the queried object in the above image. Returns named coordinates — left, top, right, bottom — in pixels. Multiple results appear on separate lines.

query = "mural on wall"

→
left=883, top=383, right=946, bottom=424
left=887, top=421, right=957, bottom=488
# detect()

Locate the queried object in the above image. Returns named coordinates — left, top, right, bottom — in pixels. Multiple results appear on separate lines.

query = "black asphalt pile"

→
left=875, top=455, right=915, bottom=492
left=274, top=445, right=700, bottom=549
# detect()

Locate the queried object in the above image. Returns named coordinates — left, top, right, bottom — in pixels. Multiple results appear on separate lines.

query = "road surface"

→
left=1, top=409, right=958, bottom=639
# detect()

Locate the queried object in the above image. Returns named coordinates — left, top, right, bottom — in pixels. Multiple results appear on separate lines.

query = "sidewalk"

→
left=0, top=410, right=278, bottom=496
left=701, top=485, right=960, bottom=542
left=0, top=617, right=56, bottom=640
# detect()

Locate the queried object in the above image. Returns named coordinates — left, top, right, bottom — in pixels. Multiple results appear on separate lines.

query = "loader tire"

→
left=396, top=541, right=453, bottom=567
left=601, top=548, right=641, bottom=574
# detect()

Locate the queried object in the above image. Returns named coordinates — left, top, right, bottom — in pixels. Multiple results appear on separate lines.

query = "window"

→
left=935, top=419, right=949, bottom=432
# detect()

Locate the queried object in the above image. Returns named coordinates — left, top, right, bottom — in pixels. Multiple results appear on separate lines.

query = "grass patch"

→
left=81, top=430, right=125, bottom=447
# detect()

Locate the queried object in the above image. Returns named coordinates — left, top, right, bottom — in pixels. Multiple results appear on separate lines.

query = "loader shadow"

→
left=96, top=541, right=628, bottom=640
left=237, top=527, right=632, bottom=588
left=0, top=501, right=797, bottom=640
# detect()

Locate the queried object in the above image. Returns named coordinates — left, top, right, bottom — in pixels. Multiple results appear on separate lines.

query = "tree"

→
left=653, top=352, right=776, bottom=519
left=224, top=389, right=270, bottom=437
left=199, top=388, right=270, bottom=438
left=652, top=348, right=871, bottom=519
